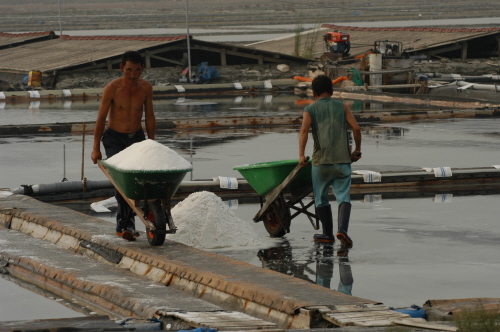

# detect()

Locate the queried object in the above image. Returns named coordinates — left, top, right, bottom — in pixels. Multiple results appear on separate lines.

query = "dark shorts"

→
left=102, top=127, right=146, bottom=158
left=101, top=127, right=145, bottom=231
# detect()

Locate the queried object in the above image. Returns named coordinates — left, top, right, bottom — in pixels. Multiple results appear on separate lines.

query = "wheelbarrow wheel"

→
left=263, top=197, right=291, bottom=238
left=146, top=200, right=167, bottom=246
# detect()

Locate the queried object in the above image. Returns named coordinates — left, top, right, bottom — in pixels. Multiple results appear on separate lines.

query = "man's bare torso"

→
left=107, top=77, right=149, bottom=133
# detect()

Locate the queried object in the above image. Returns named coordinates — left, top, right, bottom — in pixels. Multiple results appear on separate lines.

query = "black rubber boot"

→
left=337, top=202, right=353, bottom=248
left=314, top=205, right=335, bottom=243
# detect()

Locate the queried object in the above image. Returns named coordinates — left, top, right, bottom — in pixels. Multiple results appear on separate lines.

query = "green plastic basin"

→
left=101, top=160, right=192, bottom=200
left=233, top=159, right=312, bottom=196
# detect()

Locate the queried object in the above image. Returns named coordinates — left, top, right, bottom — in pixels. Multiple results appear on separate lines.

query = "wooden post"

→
left=145, top=50, right=151, bottom=69
left=220, top=49, right=227, bottom=66
left=81, top=122, right=86, bottom=192
left=461, top=42, right=468, bottom=62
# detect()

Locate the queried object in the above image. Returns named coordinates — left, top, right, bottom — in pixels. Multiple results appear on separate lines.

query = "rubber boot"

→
left=115, top=202, right=138, bottom=241
left=336, top=202, right=353, bottom=248
left=314, top=205, right=335, bottom=243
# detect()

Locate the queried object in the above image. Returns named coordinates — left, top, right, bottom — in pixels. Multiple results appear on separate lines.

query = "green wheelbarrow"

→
left=234, top=158, right=320, bottom=237
left=98, top=160, right=191, bottom=246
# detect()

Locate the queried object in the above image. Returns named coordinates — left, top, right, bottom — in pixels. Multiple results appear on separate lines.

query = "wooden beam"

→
left=148, top=45, right=183, bottom=55
left=191, top=45, right=285, bottom=63
left=150, top=54, right=184, bottom=66
left=425, top=43, right=462, bottom=56
left=71, top=62, right=108, bottom=71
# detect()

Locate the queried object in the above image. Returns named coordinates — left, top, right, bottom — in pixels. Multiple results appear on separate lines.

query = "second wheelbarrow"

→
left=234, top=159, right=320, bottom=237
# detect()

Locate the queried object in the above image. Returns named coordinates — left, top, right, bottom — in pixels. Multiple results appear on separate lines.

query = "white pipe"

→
left=457, top=80, right=500, bottom=91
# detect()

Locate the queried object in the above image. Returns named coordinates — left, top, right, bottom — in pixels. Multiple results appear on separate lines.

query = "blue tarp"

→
left=179, top=327, right=218, bottom=332
left=197, top=62, right=220, bottom=84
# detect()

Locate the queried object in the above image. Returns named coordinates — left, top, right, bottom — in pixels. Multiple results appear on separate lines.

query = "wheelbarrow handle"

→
left=253, top=159, right=308, bottom=222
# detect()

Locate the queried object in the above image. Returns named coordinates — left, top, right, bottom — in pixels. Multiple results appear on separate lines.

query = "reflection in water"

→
left=337, top=248, right=354, bottom=296
left=257, top=240, right=353, bottom=295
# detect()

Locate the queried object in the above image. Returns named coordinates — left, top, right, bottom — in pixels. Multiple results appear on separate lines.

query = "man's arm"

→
left=91, top=85, right=113, bottom=164
left=144, top=83, right=155, bottom=140
left=344, top=104, right=362, bottom=162
left=299, top=111, right=312, bottom=167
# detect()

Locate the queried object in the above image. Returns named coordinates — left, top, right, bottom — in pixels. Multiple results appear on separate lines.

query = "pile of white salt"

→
left=105, top=139, right=192, bottom=171
left=169, top=191, right=263, bottom=249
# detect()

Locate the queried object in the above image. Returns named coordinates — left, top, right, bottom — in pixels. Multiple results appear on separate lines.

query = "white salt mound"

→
left=169, top=191, right=262, bottom=249
left=105, top=139, right=192, bottom=171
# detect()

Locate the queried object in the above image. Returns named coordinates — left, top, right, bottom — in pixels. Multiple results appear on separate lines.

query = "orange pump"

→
left=323, top=31, right=350, bottom=57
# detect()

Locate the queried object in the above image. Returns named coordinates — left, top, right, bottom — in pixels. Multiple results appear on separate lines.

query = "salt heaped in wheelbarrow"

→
left=105, top=139, right=191, bottom=171
left=102, top=139, right=192, bottom=200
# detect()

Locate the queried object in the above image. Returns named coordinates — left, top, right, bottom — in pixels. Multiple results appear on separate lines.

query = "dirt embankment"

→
left=52, top=59, right=500, bottom=91
left=54, top=63, right=308, bottom=90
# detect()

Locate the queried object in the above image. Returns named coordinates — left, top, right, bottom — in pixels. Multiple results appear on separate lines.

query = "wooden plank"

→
left=393, top=318, right=458, bottom=331
left=174, top=311, right=271, bottom=320
left=0, top=316, right=124, bottom=331
left=176, top=318, right=275, bottom=327
left=328, top=311, right=409, bottom=319
left=171, top=311, right=278, bottom=330
left=330, top=304, right=390, bottom=312
left=323, top=307, right=409, bottom=328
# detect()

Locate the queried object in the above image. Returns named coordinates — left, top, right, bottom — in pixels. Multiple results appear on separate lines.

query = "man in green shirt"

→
left=299, top=75, right=362, bottom=247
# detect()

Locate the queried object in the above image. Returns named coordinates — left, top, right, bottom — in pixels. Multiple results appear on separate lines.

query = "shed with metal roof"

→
left=250, top=24, right=500, bottom=61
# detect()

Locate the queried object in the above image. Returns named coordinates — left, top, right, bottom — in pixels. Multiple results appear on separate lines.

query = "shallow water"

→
left=1, top=96, right=499, bottom=320
left=78, top=192, right=500, bottom=309
left=0, top=278, right=84, bottom=321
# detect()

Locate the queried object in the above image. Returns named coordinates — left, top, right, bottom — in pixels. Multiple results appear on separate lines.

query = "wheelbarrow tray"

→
left=234, top=159, right=312, bottom=196
left=100, top=159, right=191, bottom=200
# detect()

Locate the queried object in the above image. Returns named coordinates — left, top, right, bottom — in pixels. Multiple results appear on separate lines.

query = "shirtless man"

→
left=91, top=50, right=155, bottom=241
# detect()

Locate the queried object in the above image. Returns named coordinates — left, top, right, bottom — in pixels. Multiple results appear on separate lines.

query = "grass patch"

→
left=293, top=15, right=303, bottom=57
left=454, top=305, right=500, bottom=332
left=301, top=23, right=321, bottom=59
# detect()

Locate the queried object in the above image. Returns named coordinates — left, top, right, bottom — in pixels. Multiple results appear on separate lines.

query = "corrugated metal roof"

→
left=0, top=34, right=186, bottom=73
left=0, top=31, right=54, bottom=48
left=0, top=34, right=309, bottom=74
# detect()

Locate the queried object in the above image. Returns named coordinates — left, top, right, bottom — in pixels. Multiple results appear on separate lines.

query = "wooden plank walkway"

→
left=0, top=226, right=279, bottom=331
left=0, top=195, right=457, bottom=331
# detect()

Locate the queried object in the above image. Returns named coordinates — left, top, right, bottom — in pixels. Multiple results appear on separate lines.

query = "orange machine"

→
left=323, top=31, right=350, bottom=57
